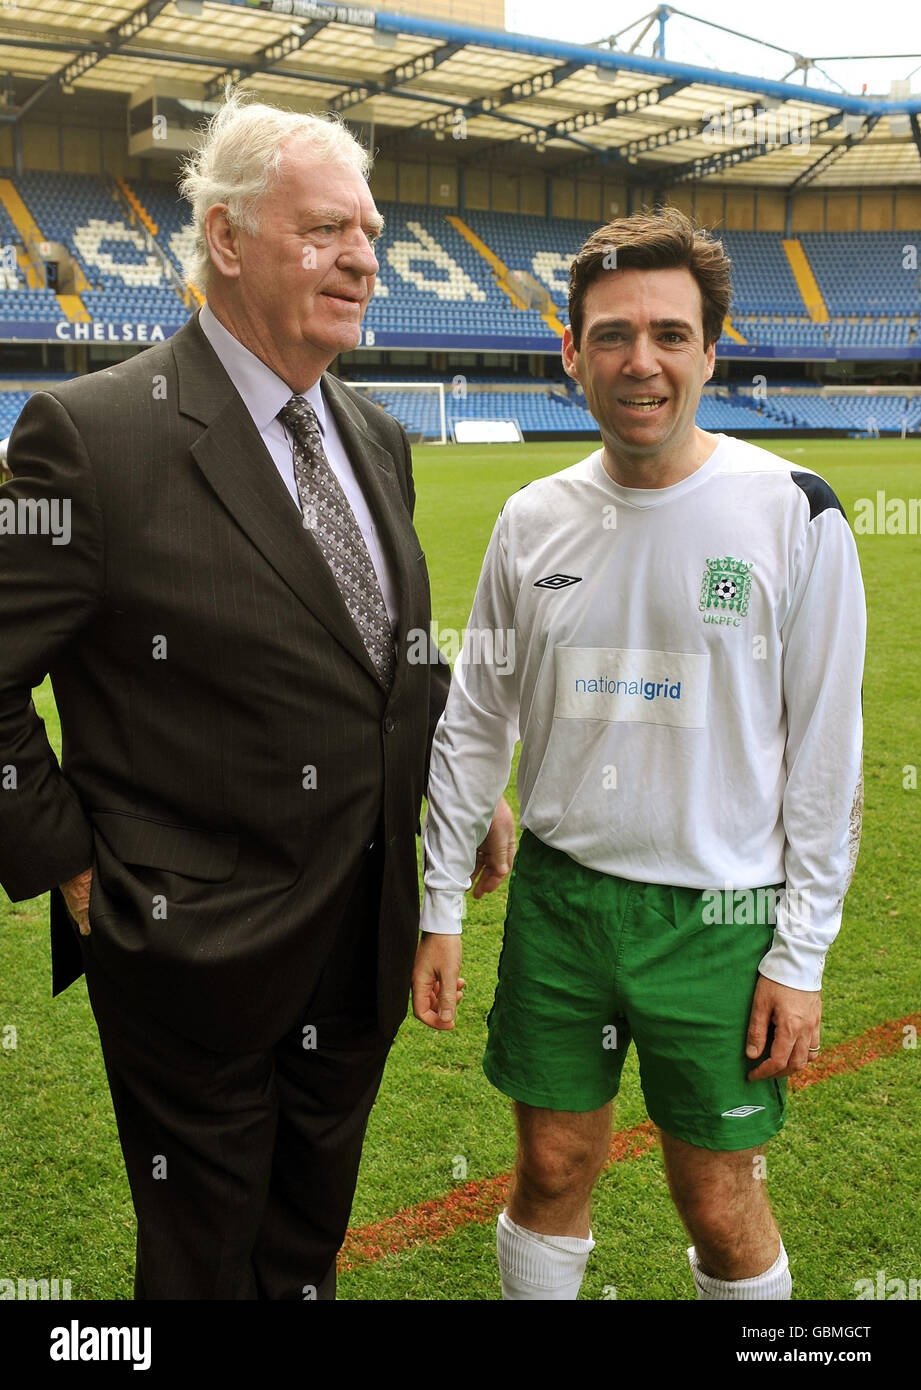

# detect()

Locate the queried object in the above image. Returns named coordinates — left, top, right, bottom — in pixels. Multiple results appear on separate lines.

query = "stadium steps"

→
left=116, top=176, right=158, bottom=237
left=54, top=292, right=90, bottom=323
left=781, top=238, right=829, bottom=323
left=121, top=175, right=201, bottom=308
left=722, top=316, right=748, bottom=344
left=542, top=308, right=565, bottom=337
left=445, top=214, right=530, bottom=312
left=0, top=178, right=44, bottom=289
left=108, top=176, right=197, bottom=310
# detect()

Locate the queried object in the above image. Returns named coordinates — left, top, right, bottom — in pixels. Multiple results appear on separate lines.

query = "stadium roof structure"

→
left=1, top=0, right=921, bottom=188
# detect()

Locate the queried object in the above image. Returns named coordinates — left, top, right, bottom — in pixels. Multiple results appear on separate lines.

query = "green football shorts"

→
left=483, top=830, right=787, bottom=1151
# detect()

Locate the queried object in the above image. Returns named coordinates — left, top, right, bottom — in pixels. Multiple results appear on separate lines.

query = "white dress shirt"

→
left=198, top=302, right=398, bottom=627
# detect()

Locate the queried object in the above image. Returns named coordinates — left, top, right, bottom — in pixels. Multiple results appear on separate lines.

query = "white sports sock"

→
left=688, top=1240, right=792, bottom=1300
left=497, top=1209, right=595, bottom=1301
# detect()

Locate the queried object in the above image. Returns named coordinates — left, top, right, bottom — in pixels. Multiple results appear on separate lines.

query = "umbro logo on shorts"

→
left=534, top=573, right=582, bottom=589
left=720, top=1105, right=766, bottom=1118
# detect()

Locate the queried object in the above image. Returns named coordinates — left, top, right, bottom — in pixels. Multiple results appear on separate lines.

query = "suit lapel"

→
left=173, top=318, right=382, bottom=687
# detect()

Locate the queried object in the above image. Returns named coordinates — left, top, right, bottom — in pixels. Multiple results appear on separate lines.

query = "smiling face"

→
left=204, top=138, right=382, bottom=391
left=562, top=265, right=717, bottom=487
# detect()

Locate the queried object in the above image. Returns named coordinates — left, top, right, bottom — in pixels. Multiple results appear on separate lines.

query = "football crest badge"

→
left=699, top=556, right=753, bottom=626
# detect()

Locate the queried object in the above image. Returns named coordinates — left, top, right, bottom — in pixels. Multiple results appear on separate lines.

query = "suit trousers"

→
left=77, top=836, right=395, bottom=1299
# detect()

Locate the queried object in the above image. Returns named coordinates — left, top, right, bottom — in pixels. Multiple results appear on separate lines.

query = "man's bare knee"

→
left=513, top=1103, right=610, bottom=1203
left=516, top=1140, right=599, bottom=1202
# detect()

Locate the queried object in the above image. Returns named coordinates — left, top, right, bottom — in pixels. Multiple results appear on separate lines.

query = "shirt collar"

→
left=199, top=302, right=327, bottom=436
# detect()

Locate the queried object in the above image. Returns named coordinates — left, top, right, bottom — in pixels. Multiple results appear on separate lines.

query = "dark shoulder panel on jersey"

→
left=500, top=479, right=532, bottom=517
left=791, top=471, right=846, bottom=521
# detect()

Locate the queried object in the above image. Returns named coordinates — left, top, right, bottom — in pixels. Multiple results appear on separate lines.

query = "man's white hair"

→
left=178, top=89, right=372, bottom=290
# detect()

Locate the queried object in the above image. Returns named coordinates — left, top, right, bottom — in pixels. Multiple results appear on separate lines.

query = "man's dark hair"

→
left=568, top=206, right=732, bottom=351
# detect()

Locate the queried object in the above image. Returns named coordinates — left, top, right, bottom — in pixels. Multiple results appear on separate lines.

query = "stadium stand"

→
left=366, top=202, right=551, bottom=340
left=342, top=380, right=921, bottom=440
left=800, top=232, right=921, bottom=315
left=15, top=172, right=186, bottom=323
left=0, top=202, right=25, bottom=291
left=127, top=179, right=197, bottom=287
left=0, top=170, right=918, bottom=441
left=719, top=232, right=806, bottom=315
left=458, top=209, right=591, bottom=311
left=0, top=284, right=64, bottom=323
left=1, top=171, right=918, bottom=360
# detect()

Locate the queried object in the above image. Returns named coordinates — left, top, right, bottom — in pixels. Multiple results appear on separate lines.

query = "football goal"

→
left=346, top=381, right=447, bottom=445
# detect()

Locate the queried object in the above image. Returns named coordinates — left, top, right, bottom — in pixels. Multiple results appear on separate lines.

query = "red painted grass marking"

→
left=339, top=1011, right=919, bottom=1272
left=789, top=1012, right=919, bottom=1091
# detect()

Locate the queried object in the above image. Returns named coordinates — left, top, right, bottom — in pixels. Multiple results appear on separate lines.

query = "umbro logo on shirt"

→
left=720, top=1105, right=766, bottom=1118
left=534, top=573, right=582, bottom=589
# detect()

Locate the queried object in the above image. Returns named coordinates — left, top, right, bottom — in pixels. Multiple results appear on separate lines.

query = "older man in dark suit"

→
left=0, top=94, right=513, bottom=1300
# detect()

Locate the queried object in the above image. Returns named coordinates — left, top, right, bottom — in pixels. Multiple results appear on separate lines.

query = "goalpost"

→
left=347, top=381, right=447, bottom=445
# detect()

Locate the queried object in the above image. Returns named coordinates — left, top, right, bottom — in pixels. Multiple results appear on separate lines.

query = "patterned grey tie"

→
left=279, top=396, right=395, bottom=692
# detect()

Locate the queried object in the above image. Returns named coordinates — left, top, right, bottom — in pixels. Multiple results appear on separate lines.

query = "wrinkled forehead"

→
left=268, top=145, right=382, bottom=226
left=581, top=265, right=705, bottom=333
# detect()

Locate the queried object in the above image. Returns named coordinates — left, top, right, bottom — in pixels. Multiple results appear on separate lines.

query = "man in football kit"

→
left=411, top=208, right=865, bottom=1300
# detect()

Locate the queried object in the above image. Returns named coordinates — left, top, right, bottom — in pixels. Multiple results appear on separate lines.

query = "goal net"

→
left=346, top=381, right=447, bottom=445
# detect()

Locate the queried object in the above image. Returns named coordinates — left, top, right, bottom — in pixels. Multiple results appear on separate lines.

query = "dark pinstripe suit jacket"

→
left=0, top=314, right=449, bottom=1051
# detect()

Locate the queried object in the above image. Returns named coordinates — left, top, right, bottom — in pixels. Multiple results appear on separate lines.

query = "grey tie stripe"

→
left=279, top=396, right=396, bottom=692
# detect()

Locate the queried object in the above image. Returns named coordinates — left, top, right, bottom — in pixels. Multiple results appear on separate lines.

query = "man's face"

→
left=562, top=266, right=716, bottom=465
left=225, top=141, right=381, bottom=380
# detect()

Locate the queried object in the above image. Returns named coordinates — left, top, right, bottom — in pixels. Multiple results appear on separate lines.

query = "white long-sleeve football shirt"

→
left=420, top=434, right=866, bottom=992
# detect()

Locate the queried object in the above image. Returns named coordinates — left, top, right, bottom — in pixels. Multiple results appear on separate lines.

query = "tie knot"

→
left=279, top=396, right=321, bottom=444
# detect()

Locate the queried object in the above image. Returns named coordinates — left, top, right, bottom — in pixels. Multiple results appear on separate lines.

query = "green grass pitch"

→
left=0, top=437, right=918, bottom=1301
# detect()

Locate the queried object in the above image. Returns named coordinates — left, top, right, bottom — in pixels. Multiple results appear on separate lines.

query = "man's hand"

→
left=60, top=867, right=93, bottom=936
left=746, top=975, right=822, bottom=1080
left=471, top=796, right=516, bottom=900
left=412, top=933, right=464, bottom=1030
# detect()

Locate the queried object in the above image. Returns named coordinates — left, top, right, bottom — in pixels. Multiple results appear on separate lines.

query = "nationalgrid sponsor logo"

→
left=555, top=648, right=709, bottom=728
left=573, top=673, right=683, bottom=703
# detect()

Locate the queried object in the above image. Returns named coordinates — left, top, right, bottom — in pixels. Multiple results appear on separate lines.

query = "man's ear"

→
left=703, top=340, right=716, bottom=384
left=562, top=326, right=580, bottom=381
left=203, top=204, right=241, bottom=281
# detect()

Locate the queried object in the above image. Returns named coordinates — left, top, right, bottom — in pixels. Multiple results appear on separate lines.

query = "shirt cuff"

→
left=419, top=890, right=465, bottom=935
left=758, top=935, right=827, bottom=992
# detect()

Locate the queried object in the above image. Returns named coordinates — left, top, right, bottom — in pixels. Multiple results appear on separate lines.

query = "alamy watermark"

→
left=702, top=103, right=811, bottom=150
left=406, top=621, right=515, bottom=674
left=853, top=1269, right=921, bottom=1299
left=853, top=491, right=920, bottom=535
left=0, top=497, right=71, bottom=545
left=701, top=884, right=813, bottom=928
left=0, top=1276, right=72, bottom=1299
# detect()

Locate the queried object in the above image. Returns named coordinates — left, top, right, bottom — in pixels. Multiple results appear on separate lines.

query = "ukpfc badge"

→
left=698, top=555, right=753, bottom=621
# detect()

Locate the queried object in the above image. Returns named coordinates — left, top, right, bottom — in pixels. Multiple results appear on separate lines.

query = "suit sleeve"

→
left=0, top=392, right=103, bottom=900
left=758, top=501, right=866, bottom=991
left=396, top=424, right=451, bottom=760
